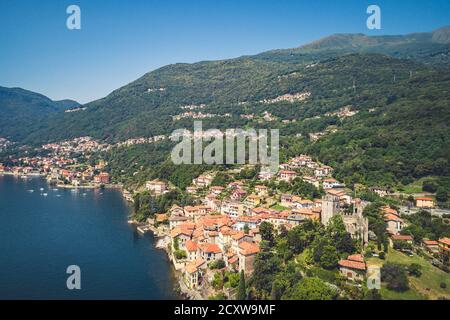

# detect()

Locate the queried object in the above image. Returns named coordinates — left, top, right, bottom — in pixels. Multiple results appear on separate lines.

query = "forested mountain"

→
left=255, top=26, right=450, bottom=67
left=0, top=86, right=80, bottom=140
left=1, top=27, right=449, bottom=188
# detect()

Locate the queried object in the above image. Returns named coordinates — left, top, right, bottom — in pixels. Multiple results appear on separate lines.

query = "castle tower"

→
left=321, top=194, right=340, bottom=226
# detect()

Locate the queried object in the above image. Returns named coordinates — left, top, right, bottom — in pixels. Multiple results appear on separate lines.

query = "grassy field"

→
left=270, top=204, right=289, bottom=212
left=367, top=249, right=450, bottom=300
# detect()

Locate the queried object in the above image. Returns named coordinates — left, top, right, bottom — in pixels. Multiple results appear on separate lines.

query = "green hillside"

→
left=1, top=28, right=450, bottom=189
left=0, top=86, right=80, bottom=141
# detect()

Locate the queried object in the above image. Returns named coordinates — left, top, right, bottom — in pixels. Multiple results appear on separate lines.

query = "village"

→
left=128, top=154, right=450, bottom=299
left=0, top=137, right=112, bottom=188
left=1, top=135, right=448, bottom=299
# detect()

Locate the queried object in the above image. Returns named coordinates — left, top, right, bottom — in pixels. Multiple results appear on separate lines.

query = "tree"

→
left=408, top=263, right=422, bottom=278
left=327, top=215, right=356, bottom=254
left=252, top=251, right=282, bottom=296
left=422, top=180, right=438, bottom=193
left=260, top=222, right=275, bottom=245
left=237, top=271, right=246, bottom=300
left=436, top=187, right=448, bottom=203
left=243, top=224, right=250, bottom=235
left=173, top=237, right=180, bottom=251
left=381, top=263, right=409, bottom=292
left=210, top=259, right=226, bottom=270
left=282, top=278, right=337, bottom=300
left=319, top=245, right=339, bottom=269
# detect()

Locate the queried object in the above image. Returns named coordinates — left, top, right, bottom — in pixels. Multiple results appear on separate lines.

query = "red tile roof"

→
left=391, top=234, right=413, bottom=241
left=185, top=240, right=198, bottom=252
left=384, top=214, right=403, bottom=222
left=423, top=240, right=439, bottom=246
left=347, top=254, right=364, bottom=263
left=199, top=243, right=222, bottom=254
left=228, top=256, right=239, bottom=264
left=338, top=259, right=366, bottom=271
left=238, top=242, right=260, bottom=256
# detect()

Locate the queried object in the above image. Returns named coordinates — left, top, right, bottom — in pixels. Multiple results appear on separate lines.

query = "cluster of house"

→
left=115, top=135, right=166, bottom=148
left=164, top=207, right=261, bottom=290
left=180, top=104, right=206, bottom=110
left=172, top=112, right=231, bottom=121
left=325, top=105, right=358, bottom=119
left=259, top=91, right=311, bottom=104
left=1, top=137, right=111, bottom=187
left=0, top=137, right=12, bottom=151
left=42, top=136, right=108, bottom=154
left=140, top=154, right=384, bottom=292
left=147, top=87, right=166, bottom=93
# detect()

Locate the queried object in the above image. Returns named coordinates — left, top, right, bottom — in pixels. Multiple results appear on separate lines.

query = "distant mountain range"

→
left=255, top=26, right=450, bottom=67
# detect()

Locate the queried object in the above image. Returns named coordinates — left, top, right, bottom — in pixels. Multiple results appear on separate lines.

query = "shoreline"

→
left=127, top=218, right=194, bottom=300
left=1, top=172, right=187, bottom=299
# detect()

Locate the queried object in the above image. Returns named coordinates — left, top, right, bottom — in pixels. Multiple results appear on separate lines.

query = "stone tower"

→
left=321, top=194, right=340, bottom=226
left=342, top=198, right=369, bottom=247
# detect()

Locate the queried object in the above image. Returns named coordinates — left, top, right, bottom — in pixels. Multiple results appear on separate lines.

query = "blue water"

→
left=0, top=175, right=177, bottom=299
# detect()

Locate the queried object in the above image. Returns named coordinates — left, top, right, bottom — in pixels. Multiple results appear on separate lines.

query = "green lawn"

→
left=400, top=176, right=441, bottom=195
left=367, top=249, right=450, bottom=300
left=270, top=204, right=289, bottom=212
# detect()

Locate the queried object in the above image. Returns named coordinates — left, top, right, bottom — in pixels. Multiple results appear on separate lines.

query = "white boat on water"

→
left=39, top=188, right=44, bottom=191
left=53, top=188, right=58, bottom=191
left=28, top=189, right=34, bottom=193
left=43, top=193, right=48, bottom=197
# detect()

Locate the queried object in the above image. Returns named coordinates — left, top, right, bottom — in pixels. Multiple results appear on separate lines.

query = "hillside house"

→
left=338, top=254, right=366, bottom=281
left=145, top=179, right=168, bottom=195
left=416, top=197, right=435, bottom=209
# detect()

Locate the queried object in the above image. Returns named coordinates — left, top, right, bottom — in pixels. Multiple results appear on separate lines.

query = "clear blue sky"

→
left=0, top=0, right=448, bottom=103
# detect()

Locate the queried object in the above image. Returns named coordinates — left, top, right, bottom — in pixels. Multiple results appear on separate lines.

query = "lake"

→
left=0, top=175, right=177, bottom=299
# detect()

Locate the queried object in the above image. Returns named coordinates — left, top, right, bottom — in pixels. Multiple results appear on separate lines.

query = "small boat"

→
left=56, top=194, right=61, bottom=197
left=28, top=189, right=34, bottom=193
left=39, top=188, right=44, bottom=191
left=82, top=193, right=87, bottom=196
left=43, top=193, right=48, bottom=197
left=53, top=188, right=58, bottom=191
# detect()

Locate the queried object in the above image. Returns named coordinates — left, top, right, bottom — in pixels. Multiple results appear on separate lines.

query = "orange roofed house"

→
left=439, top=237, right=450, bottom=266
left=94, top=172, right=110, bottom=184
left=238, top=242, right=260, bottom=274
left=415, top=197, right=435, bottom=209
left=198, top=243, right=223, bottom=262
left=338, top=254, right=366, bottom=281
left=278, top=170, right=297, bottom=182
left=184, top=259, right=207, bottom=289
